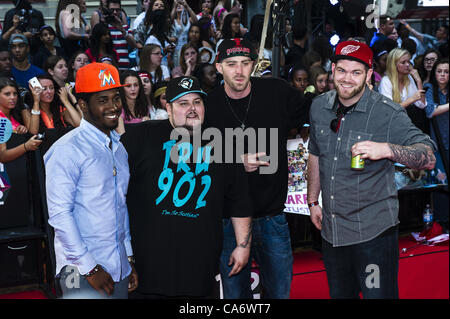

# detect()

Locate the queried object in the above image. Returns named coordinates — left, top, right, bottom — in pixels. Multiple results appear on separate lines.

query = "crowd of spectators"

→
left=0, top=1, right=448, bottom=174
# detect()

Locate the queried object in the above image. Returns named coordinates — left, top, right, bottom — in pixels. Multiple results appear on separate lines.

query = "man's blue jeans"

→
left=321, top=225, right=399, bottom=299
left=219, top=214, right=293, bottom=299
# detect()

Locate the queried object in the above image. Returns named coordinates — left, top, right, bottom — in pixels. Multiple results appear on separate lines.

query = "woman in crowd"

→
left=25, top=75, right=81, bottom=136
left=153, top=80, right=168, bottom=112
left=55, top=0, right=90, bottom=54
left=425, top=57, right=449, bottom=154
left=304, top=65, right=328, bottom=96
left=67, top=51, right=90, bottom=84
left=418, top=49, right=441, bottom=85
left=134, top=0, right=166, bottom=46
left=379, top=48, right=428, bottom=133
left=220, top=13, right=242, bottom=39
left=43, top=55, right=69, bottom=89
left=170, top=0, right=198, bottom=68
left=171, top=42, right=199, bottom=77
left=119, top=70, right=152, bottom=124
left=372, top=44, right=389, bottom=90
left=33, top=25, right=64, bottom=69
left=194, top=62, right=218, bottom=94
left=289, top=64, right=309, bottom=95
left=85, top=22, right=119, bottom=63
left=0, top=77, right=41, bottom=163
left=134, top=44, right=170, bottom=83
left=188, top=22, right=214, bottom=52
left=138, top=71, right=167, bottom=119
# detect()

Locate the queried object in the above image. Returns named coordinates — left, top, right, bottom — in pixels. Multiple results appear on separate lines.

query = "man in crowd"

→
left=206, top=38, right=308, bottom=298
left=9, top=34, right=43, bottom=88
left=370, top=15, right=395, bottom=47
left=120, top=76, right=252, bottom=298
left=307, top=40, right=436, bottom=298
left=44, top=62, right=138, bottom=299
left=0, top=40, right=13, bottom=78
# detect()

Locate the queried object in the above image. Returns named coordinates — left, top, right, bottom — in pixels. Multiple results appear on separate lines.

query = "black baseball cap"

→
left=166, top=76, right=207, bottom=103
left=216, top=38, right=257, bottom=63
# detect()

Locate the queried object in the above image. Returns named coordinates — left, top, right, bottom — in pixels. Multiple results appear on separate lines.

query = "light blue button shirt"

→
left=44, top=119, right=132, bottom=282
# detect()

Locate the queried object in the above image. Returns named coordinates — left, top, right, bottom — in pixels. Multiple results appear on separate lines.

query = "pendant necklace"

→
left=224, top=91, right=253, bottom=130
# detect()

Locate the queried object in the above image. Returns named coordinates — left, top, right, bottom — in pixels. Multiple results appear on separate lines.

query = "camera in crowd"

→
left=14, top=0, right=33, bottom=32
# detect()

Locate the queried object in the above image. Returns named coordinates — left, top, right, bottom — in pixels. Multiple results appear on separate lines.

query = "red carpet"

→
left=290, top=235, right=449, bottom=299
left=0, top=237, right=447, bottom=299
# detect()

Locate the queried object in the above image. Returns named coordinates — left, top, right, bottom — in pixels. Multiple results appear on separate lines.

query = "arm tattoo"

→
left=388, top=143, right=436, bottom=170
left=239, top=222, right=252, bottom=249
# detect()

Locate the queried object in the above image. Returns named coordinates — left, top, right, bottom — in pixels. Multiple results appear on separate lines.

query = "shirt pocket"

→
left=316, top=124, right=331, bottom=154
left=345, top=130, right=373, bottom=159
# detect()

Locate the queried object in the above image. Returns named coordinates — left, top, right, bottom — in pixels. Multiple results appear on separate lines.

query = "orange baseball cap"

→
left=75, top=62, right=127, bottom=94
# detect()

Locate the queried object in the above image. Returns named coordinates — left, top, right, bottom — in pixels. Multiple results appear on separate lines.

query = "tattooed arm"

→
left=228, top=217, right=252, bottom=277
left=351, top=141, right=436, bottom=170
left=387, top=143, right=436, bottom=170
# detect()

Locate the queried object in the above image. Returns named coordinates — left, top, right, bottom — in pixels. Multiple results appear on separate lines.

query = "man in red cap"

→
left=44, top=63, right=138, bottom=299
left=307, top=41, right=436, bottom=299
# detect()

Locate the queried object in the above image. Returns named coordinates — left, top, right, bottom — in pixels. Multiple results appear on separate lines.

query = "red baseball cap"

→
left=332, top=41, right=373, bottom=69
left=75, top=62, right=127, bottom=94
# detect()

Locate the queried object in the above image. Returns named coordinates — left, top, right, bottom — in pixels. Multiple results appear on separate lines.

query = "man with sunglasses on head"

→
left=307, top=41, right=436, bottom=299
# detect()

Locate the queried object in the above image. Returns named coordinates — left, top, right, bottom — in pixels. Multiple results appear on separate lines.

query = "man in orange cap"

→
left=44, top=63, right=138, bottom=299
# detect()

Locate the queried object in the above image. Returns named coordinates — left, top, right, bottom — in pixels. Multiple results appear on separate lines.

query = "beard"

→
left=334, top=78, right=366, bottom=101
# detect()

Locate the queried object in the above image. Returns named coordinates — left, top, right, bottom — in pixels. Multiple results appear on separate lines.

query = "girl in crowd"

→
left=0, top=78, right=42, bottom=163
left=170, top=0, right=198, bottom=68
left=138, top=71, right=167, bottom=120
left=171, top=42, right=199, bottom=77
left=119, top=70, right=152, bottom=124
left=134, top=0, right=166, bottom=46
left=194, top=62, right=219, bottom=94
left=134, top=44, right=170, bottom=83
left=379, top=48, right=428, bottom=133
left=289, top=64, right=309, bottom=95
left=33, top=25, right=64, bottom=69
left=153, top=80, right=168, bottom=112
left=425, top=57, right=449, bottom=154
left=25, top=75, right=81, bottom=136
left=43, top=55, right=69, bottom=89
left=86, top=22, right=119, bottom=63
left=220, top=13, right=242, bottom=39
left=67, top=51, right=90, bottom=85
left=304, top=65, right=328, bottom=96
left=372, top=45, right=388, bottom=90
left=188, top=22, right=214, bottom=51
left=55, top=0, right=90, bottom=54
left=418, top=49, right=441, bottom=85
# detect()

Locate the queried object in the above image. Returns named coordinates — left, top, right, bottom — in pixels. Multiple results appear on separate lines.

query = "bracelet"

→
left=31, top=109, right=41, bottom=115
left=23, top=143, right=28, bottom=152
left=308, top=201, right=320, bottom=208
left=85, top=265, right=102, bottom=277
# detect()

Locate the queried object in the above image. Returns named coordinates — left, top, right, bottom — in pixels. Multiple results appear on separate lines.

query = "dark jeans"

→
left=322, top=225, right=399, bottom=299
left=219, top=214, right=293, bottom=299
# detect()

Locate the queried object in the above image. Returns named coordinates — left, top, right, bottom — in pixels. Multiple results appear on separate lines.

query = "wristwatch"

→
left=128, top=256, right=135, bottom=264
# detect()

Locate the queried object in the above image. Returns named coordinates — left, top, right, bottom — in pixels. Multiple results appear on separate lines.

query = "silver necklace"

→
left=224, top=91, right=253, bottom=130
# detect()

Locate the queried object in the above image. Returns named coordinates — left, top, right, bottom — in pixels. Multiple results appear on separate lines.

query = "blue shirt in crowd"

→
left=44, top=119, right=132, bottom=282
left=11, top=64, right=44, bottom=88
left=424, top=82, right=449, bottom=151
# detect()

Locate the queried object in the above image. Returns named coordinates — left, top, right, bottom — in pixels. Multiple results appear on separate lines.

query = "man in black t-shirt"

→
left=205, top=38, right=308, bottom=299
left=121, top=76, right=252, bottom=298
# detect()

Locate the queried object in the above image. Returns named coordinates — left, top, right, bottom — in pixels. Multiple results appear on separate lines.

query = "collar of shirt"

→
left=326, top=85, right=372, bottom=113
left=79, top=118, right=121, bottom=152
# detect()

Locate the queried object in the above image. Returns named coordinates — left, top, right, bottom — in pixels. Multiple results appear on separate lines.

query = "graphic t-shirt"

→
left=121, top=120, right=251, bottom=297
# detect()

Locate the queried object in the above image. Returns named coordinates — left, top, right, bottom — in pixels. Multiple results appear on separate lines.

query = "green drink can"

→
left=351, top=155, right=365, bottom=170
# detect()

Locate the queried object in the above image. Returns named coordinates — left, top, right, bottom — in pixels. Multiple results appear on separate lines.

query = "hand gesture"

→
left=241, top=152, right=270, bottom=173
left=29, top=84, right=42, bottom=104
left=15, top=125, right=28, bottom=134
left=411, top=89, right=426, bottom=103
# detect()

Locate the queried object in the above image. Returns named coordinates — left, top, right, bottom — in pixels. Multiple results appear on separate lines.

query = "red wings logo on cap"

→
left=233, top=38, right=242, bottom=47
left=341, top=45, right=360, bottom=56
